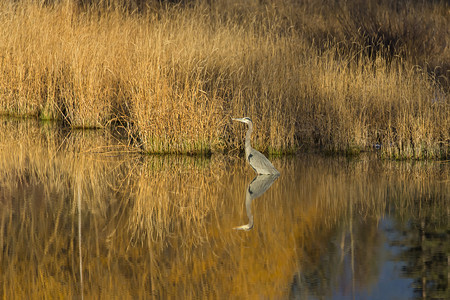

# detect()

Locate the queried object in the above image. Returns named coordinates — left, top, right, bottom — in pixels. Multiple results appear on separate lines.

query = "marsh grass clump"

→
left=0, top=0, right=448, bottom=158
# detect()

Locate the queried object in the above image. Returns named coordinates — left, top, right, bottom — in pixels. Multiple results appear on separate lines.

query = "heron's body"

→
left=232, top=117, right=280, bottom=175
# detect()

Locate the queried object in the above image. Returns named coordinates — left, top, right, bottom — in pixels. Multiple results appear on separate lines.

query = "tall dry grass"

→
left=0, top=0, right=448, bottom=157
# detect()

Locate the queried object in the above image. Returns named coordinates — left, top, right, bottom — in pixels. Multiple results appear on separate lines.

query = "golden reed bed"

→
left=0, top=0, right=448, bottom=158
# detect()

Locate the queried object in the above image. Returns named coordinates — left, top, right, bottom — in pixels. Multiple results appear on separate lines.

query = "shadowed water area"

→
left=0, top=120, right=448, bottom=299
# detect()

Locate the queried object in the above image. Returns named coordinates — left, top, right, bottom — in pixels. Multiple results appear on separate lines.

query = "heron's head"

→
left=232, top=117, right=252, bottom=125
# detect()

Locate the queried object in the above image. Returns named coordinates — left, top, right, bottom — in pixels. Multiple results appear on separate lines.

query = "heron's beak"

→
left=232, top=117, right=245, bottom=123
left=233, top=223, right=253, bottom=231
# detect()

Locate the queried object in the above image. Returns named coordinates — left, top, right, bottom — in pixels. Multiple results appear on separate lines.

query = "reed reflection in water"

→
left=234, top=174, right=279, bottom=231
left=0, top=120, right=448, bottom=299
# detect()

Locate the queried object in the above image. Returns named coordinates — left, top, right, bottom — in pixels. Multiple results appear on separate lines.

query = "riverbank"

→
left=0, top=0, right=448, bottom=158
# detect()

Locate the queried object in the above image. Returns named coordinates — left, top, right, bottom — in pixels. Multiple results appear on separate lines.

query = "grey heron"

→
left=234, top=174, right=279, bottom=231
left=232, top=117, right=280, bottom=175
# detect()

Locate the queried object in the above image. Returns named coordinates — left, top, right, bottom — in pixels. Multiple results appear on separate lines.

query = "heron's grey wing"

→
left=248, top=149, right=280, bottom=175
left=248, top=174, right=279, bottom=199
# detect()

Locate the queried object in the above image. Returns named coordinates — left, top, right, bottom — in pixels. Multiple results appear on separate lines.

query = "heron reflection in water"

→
left=234, top=174, right=279, bottom=231
left=232, top=117, right=280, bottom=175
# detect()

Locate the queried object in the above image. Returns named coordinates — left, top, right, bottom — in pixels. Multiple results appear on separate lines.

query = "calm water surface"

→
left=0, top=120, right=448, bottom=299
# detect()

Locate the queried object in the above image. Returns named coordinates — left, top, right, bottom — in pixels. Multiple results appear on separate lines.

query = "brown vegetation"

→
left=0, top=0, right=448, bottom=158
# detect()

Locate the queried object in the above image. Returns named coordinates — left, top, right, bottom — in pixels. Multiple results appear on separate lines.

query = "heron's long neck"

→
left=245, top=123, right=253, bottom=158
left=245, top=192, right=254, bottom=228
